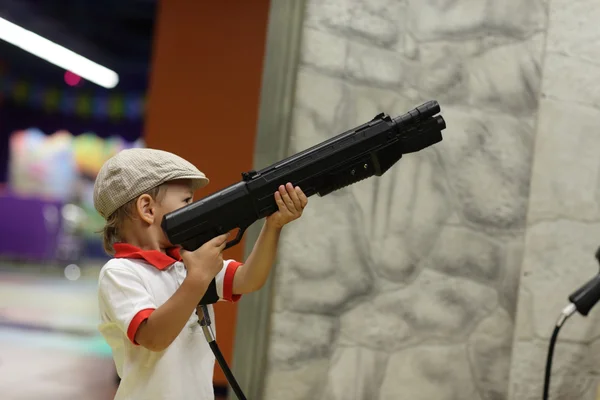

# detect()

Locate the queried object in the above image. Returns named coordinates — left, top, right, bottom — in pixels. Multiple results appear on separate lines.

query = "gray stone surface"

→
left=422, top=225, right=503, bottom=283
left=263, top=358, right=331, bottom=400
left=468, top=308, right=514, bottom=400
left=321, top=347, right=389, bottom=400
left=262, top=0, right=549, bottom=398
left=386, top=269, right=499, bottom=340
left=507, top=0, right=600, bottom=398
left=508, top=220, right=600, bottom=399
left=509, top=339, right=598, bottom=400
left=438, top=109, right=536, bottom=231
left=267, top=311, right=337, bottom=369
left=526, top=100, right=600, bottom=224
left=274, top=190, right=374, bottom=315
left=407, top=0, right=546, bottom=42
left=542, top=53, right=600, bottom=109
left=545, top=0, right=600, bottom=63
left=380, top=344, right=480, bottom=400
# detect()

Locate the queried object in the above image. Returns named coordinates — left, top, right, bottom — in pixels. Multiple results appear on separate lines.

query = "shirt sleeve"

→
left=98, top=266, right=157, bottom=345
left=215, top=259, right=243, bottom=302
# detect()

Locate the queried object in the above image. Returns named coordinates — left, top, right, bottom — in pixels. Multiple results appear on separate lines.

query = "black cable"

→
left=543, top=249, right=600, bottom=399
left=209, top=340, right=247, bottom=400
left=199, top=305, right=248, bottom=400
left=543, top=304, right=575, bottom=400
left=543, top=324, right=561, bottom=400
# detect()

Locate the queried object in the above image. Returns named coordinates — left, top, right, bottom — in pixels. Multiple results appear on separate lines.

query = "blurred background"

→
left=1, top=0, right=599, bottom=400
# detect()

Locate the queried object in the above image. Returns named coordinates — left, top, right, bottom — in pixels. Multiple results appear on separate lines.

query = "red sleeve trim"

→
left=127, top=308, right=155, bottom=345
left=223, top=261, right=243, bottom=302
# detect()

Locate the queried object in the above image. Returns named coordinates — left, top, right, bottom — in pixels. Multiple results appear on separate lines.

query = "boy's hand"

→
left=265, top=183, right=308, bottom=230
left=180, top=233, right=229, bottom=283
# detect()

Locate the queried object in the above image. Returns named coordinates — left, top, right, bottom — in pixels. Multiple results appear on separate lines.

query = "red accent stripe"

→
left=127, top=308, right=155, bottom=345
left=223, top=261, right=243, bottom=302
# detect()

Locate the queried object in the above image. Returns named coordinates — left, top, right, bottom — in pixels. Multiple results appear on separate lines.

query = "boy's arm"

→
left=99, top=266, right=213, bottom=353
left=232, top=183, right=308, bottom=294
left=232, top=221, right=282, bottom=294
left=134, top=272, right=213, bottom=351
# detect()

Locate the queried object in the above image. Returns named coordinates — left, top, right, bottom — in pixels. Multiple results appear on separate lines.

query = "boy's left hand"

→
left=266, top=183, right=308, bottom=230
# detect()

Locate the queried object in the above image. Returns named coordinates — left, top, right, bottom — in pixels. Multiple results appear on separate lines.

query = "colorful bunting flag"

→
left=0, top=68, right=146, bottom=121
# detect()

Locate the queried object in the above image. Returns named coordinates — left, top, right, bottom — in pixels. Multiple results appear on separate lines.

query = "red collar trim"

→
left=113, top=243, right=182, bottom=270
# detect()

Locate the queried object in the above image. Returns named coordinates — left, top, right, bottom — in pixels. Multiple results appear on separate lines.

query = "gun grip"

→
left=224, top=225, right=248, bottom=250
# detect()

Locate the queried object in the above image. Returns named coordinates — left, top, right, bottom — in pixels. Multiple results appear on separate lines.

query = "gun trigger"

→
left=224, top=225, right=248, bottom=250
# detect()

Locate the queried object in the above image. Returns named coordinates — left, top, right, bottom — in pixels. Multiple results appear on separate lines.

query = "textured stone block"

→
left=305, top=0, right=406, bottom=48
left=380, top=344, right=481, bottom=400
left=368, top=154, right=453, bottom=284
left=468, top=308, right=514, bottom=400
left=337, top=298, right=412, bottom=351
left=402, top=41, right=470, bottom=104
left=466, top=33, right=544, bottom=116
left=408, top=0, right=546, bottom=42
left=263, top=359, right=330, bottom=400
left=321, top=347, right=388, bottom=400
left=526, top=99, right=600, bottom=223
left=346, top=40, right=405, bottom=87
left=288, top=70, right=347, bottom=154
left=509, top=340, right=598, bottom=400
left=542, top=52, right=600, bottom=108
left=304, top=0, right=354, bottom=33
left=499, top=239, right=526, bottom=315
left=519, top=220, right=600, bottom=342
left=293, top=69, right=346, bottom=127
left=267, top=312, right=337, bottom=368
left=422, top=225, right=503, bottom=283
left=512, top=287, right=535, bottom=341
left=300, top=28, right=348, bottom=75
left=260, top=0, right=549, bottom=398
left=383, top=269, right=498, bottom=339
left=546, top=0, right=600, bottom=63
left=348, top=3, right=403, bottom=48
left=437, top=108, right=535, bottom=231
left=274, top=189, right=373, bottom=314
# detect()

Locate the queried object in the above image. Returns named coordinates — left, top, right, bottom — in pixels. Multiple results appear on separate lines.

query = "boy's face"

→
left=154, top=179, right=194, bottom=246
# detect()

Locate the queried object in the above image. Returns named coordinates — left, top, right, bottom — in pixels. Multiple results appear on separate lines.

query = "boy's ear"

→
left=136, top=194, right=156, bottom=224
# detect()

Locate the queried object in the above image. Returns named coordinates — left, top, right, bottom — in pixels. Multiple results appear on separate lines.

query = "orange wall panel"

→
left=144, top=0, right=271, bottom=386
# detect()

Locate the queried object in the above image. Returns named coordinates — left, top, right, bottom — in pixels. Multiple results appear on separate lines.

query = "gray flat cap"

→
left=93, top=148, right=209, bottom=219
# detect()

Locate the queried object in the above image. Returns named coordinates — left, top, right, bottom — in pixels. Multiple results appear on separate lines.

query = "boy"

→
left=94, top=148, right=308, bottom=399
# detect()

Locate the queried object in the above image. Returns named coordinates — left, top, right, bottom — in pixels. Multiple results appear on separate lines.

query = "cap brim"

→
left=188, top=175, right=210, bottom=191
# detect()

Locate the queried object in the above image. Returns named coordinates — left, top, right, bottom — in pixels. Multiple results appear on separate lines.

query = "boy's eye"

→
left=184, top=197, right=192, bottom=204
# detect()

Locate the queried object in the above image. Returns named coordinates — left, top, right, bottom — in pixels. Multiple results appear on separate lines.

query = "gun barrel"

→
left=393, top=100, right=441, bottom=126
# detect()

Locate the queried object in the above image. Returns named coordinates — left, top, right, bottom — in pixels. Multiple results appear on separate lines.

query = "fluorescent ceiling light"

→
left=0, top=16, right=119, bottom=89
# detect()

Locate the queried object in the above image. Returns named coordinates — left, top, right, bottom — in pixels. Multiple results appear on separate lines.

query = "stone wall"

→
left=509, top=0, right=600, bottom=398
left=261, top=0, right=549, bottom=399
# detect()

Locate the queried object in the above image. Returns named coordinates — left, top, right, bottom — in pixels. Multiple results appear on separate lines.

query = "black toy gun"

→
left=162, top=100, right=446, bottom=252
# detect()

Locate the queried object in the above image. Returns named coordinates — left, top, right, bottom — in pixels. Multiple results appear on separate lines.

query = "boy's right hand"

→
left=180, top=233, right=229, bottom=283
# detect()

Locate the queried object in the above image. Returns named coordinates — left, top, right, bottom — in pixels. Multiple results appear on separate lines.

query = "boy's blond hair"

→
left=101, top=185, right=165, bottom=255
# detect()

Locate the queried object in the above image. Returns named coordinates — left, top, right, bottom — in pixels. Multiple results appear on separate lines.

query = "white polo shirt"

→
left=97, top=243, right=242, bottom=400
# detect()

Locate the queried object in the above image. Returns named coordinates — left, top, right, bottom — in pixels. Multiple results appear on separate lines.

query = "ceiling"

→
left=0, top=0, right=157, bottom=92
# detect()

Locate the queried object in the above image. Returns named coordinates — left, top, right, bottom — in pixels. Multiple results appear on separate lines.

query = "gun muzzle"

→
left=393, top=100, right=442, bottom=127
left=435, top=115, right=446, bottom=130
left=416, top=100, right=441, bottom=119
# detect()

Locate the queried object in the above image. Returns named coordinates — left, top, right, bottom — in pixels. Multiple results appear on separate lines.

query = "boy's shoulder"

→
left=98, top=257, right=145, bottom=281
